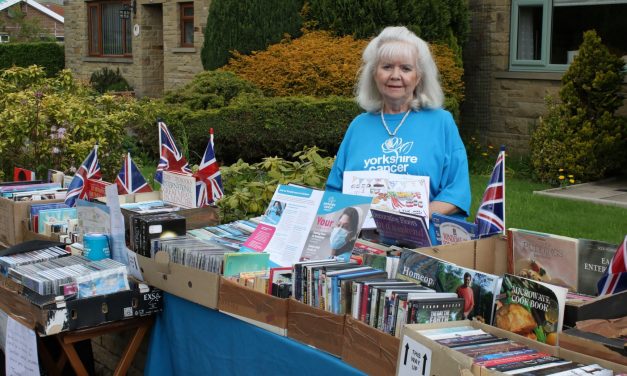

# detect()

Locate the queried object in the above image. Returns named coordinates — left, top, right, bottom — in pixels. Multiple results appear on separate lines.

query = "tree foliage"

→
left=201, top=0, right=304, bottom=70
left=530, top=30, right=626, bottom=183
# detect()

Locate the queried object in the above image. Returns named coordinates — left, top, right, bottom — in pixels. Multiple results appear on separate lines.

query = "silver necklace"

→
left=380, top=109, right=412, bottom=138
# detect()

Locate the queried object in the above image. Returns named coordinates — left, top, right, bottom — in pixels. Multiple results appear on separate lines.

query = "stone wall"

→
left=64, top=0, right=210, bottom=96
left=462, top=0, right=626, bottom=155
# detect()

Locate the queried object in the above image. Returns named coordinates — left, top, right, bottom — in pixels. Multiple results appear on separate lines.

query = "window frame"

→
left=87, top=1, right=132, bottom=57
left=180, top=2, right=194, bottom=47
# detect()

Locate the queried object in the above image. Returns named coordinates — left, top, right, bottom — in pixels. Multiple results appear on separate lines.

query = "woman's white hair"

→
left=356, top=26, right=444, bottom=112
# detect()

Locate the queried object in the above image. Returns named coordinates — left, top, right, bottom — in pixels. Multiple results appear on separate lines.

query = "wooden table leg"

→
left=57, top=335, right=90, bottom=376
left=113, top=321, right=152, bottom=376
left=37, top=337, right=62, bottom=376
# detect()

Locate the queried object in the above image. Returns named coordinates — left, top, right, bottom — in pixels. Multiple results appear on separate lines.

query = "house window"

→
left=510, top=0, right=627, bottom=71
left=180, top=3, right=194, bottom=47
left=88, top=1, right=132, bottom=57
left=0, top=34, right=9, bottom=43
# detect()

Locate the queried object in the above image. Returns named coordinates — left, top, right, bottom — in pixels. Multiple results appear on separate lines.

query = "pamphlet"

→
left=241, top=184, right=371, bottom=267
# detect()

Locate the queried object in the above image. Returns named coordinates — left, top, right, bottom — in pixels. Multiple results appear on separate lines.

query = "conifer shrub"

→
left=201, top=0, right=304, bottom=70
left=222, top=31, right=464, bottom=108
left=303, top=0, right=469, bottom=53
left=530, top=30, right=626, bottom=184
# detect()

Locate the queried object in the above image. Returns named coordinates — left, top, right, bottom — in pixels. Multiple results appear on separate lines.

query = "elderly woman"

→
left=326, top=26, right=470, bottom=243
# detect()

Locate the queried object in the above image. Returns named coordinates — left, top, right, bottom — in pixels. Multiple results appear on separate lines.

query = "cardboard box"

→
left=397, top=320, right=627, bottom=376
left=342, top=315, right=400, bottom=376
left=560, top=330, right=627, bottom=367
left=0, top=276, right=162, bottom=336
left=135, top=250, right=220, bottom=309
left=287, top=299, right=345, bottom=357
left=414, top=235, right=508, bottom=275
left=563, top=290, right=627, bottom=328
left=218, top=277, right=288, bottom=335
left=0, top=197, right=63, bottom=246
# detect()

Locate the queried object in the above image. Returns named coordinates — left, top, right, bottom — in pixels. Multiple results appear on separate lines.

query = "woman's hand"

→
left=429, top=201, right=459, bottom=219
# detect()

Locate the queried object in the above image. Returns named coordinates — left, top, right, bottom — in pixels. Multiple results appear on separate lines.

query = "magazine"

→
left=240, top=184, right=372, bottom=267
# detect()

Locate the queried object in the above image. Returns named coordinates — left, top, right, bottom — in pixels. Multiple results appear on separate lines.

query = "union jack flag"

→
left=116, top=151, right=153, bottom=195
left=64, top=144, right=102, bottom=207
left=155, top=120, right=191, bottom=184
left=597, top=235, right=627, bottom=295
left=475, top=146, right=506, bottom=238
left=195, top=128, right=224, bottom=207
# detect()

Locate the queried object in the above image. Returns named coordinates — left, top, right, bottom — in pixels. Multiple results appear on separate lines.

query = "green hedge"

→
left=0, top=43, right=64, bottom=76
left=132, top=95, right=361, bottom=164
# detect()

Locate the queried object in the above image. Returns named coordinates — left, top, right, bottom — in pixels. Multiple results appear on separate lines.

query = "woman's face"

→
left=337, top=213, right=352, bottom=231
left=374, top=44, right=420, bottom=111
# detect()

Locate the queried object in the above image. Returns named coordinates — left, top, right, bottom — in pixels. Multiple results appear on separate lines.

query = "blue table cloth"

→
left=145, top=293, right=365, bottom=375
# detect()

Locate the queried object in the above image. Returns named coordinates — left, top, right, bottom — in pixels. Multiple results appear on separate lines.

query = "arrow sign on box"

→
left=398, top=335, right=432, bottom=376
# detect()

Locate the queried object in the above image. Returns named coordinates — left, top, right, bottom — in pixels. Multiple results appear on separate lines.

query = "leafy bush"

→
left=303, top=0, right=469, bottom=52
left=90, top=67, right=133, bottom=94
left=163, top=71, right=262, bottom=110
left=530, top=30, right=626, bottom=184
left=218, top=146, right=334, bottom=222
left=0, top=43, right=64, bottom=76
left=201, top=0, right=304, bottom=70
left=0, top=66, right=137, bottom=180
left=222, top=31, right=464, bottom=107
left=131, top=95, right=361, bottom=165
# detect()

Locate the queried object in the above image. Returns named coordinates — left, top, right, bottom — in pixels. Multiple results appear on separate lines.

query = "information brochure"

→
left=241, top=185, right=372, bottom=267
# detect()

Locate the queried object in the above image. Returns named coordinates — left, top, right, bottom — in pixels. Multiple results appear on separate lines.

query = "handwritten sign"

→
left=398, top=334, right=431, bottom=376
left=0, top=311, right=40, bottom=376
left=162, top=171, right=196, bottom=209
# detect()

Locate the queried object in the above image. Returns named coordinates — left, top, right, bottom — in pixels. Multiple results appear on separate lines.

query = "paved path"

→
left=533, top=177, right=627, bottom=209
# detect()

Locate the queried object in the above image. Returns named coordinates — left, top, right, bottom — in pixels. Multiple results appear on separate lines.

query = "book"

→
left=241, top=184, right=372, bottom=266
left=370, top=208, right=431, bottom=249
left=509, top=229, right=578, bottom=291
left=30, top=202, right=69, bottom=232
left=494, top=274, right=568, bottom=345
left=223, top=252, right=270, bottom=277
left=576, top=238, right=617, bottom=296
left=411, top=297, right=465, bottom=324
left=268, top=267, right=292, bottom=295
left=432, top=213, right=477, bottom=245
left=342, top=171, right=430, bottom=229
left=396, top=250, right=502, bottom=324
left=37, top=207, right=78, bottom=234
left=120, top=200, right=180, bottom=214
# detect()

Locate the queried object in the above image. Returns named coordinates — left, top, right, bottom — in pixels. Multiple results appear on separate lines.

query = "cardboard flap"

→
left=342, top=316, right=399, bottom=376
left=559, top=333, right=627, bottom=369
left=287, top=299, right=345, bottom=357
left=218, top=278, right=288, bottom=329
left=154, top=251, right=171, bottom=275
left=135, top=252, right=220, bottom=309
left=416, top=240, right=476, bottom=269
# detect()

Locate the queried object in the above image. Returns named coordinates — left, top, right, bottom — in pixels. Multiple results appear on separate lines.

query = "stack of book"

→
left=0, top=182, right=66, bottom=201
left=29, top=203, right=78, bottom=240
left=416, top=325, right=614, bottom=375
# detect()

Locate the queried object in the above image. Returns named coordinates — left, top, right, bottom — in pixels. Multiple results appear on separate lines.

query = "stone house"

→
left=0, top=0, right=64, bottom=42
left=64, top=0, right=209, bottom=97
left=462, top=0, right=627, bottom=154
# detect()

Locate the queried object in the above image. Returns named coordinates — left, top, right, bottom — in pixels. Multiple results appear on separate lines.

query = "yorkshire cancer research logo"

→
left=382, top=136, right=413, bottom=156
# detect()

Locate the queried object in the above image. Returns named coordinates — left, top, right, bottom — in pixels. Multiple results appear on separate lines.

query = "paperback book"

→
left=370, top=208, right=431, bottom=249
left=431, top=213, right=477, bottom=245
left=494, top=273, right=568, bottom=345
left=576, top=238, right=617, bottom=296
left=509, top=229, right=578, bottom=291
left=241, top=184, right=371, bottom=266
left=396, top=250, right=502, bottom=324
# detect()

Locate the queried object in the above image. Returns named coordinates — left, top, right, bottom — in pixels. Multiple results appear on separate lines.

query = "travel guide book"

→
left=241, top=184, right=371, bottom=267
left=370, top=208, right=431, bottom=249
left=494, top=273, right=568, bottom=345
left=432, top=213, right=477, bottom=245
left=395, top=250, right=502, bottom=324
left=509, top=228, right=579, bottom=291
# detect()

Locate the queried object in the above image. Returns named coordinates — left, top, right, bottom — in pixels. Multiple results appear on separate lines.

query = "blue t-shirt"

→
left=326, top=109, right=471, bottom=243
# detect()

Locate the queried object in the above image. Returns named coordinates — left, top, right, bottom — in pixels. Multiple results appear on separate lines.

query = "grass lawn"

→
left=469, top=174, right=627, bottom=245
